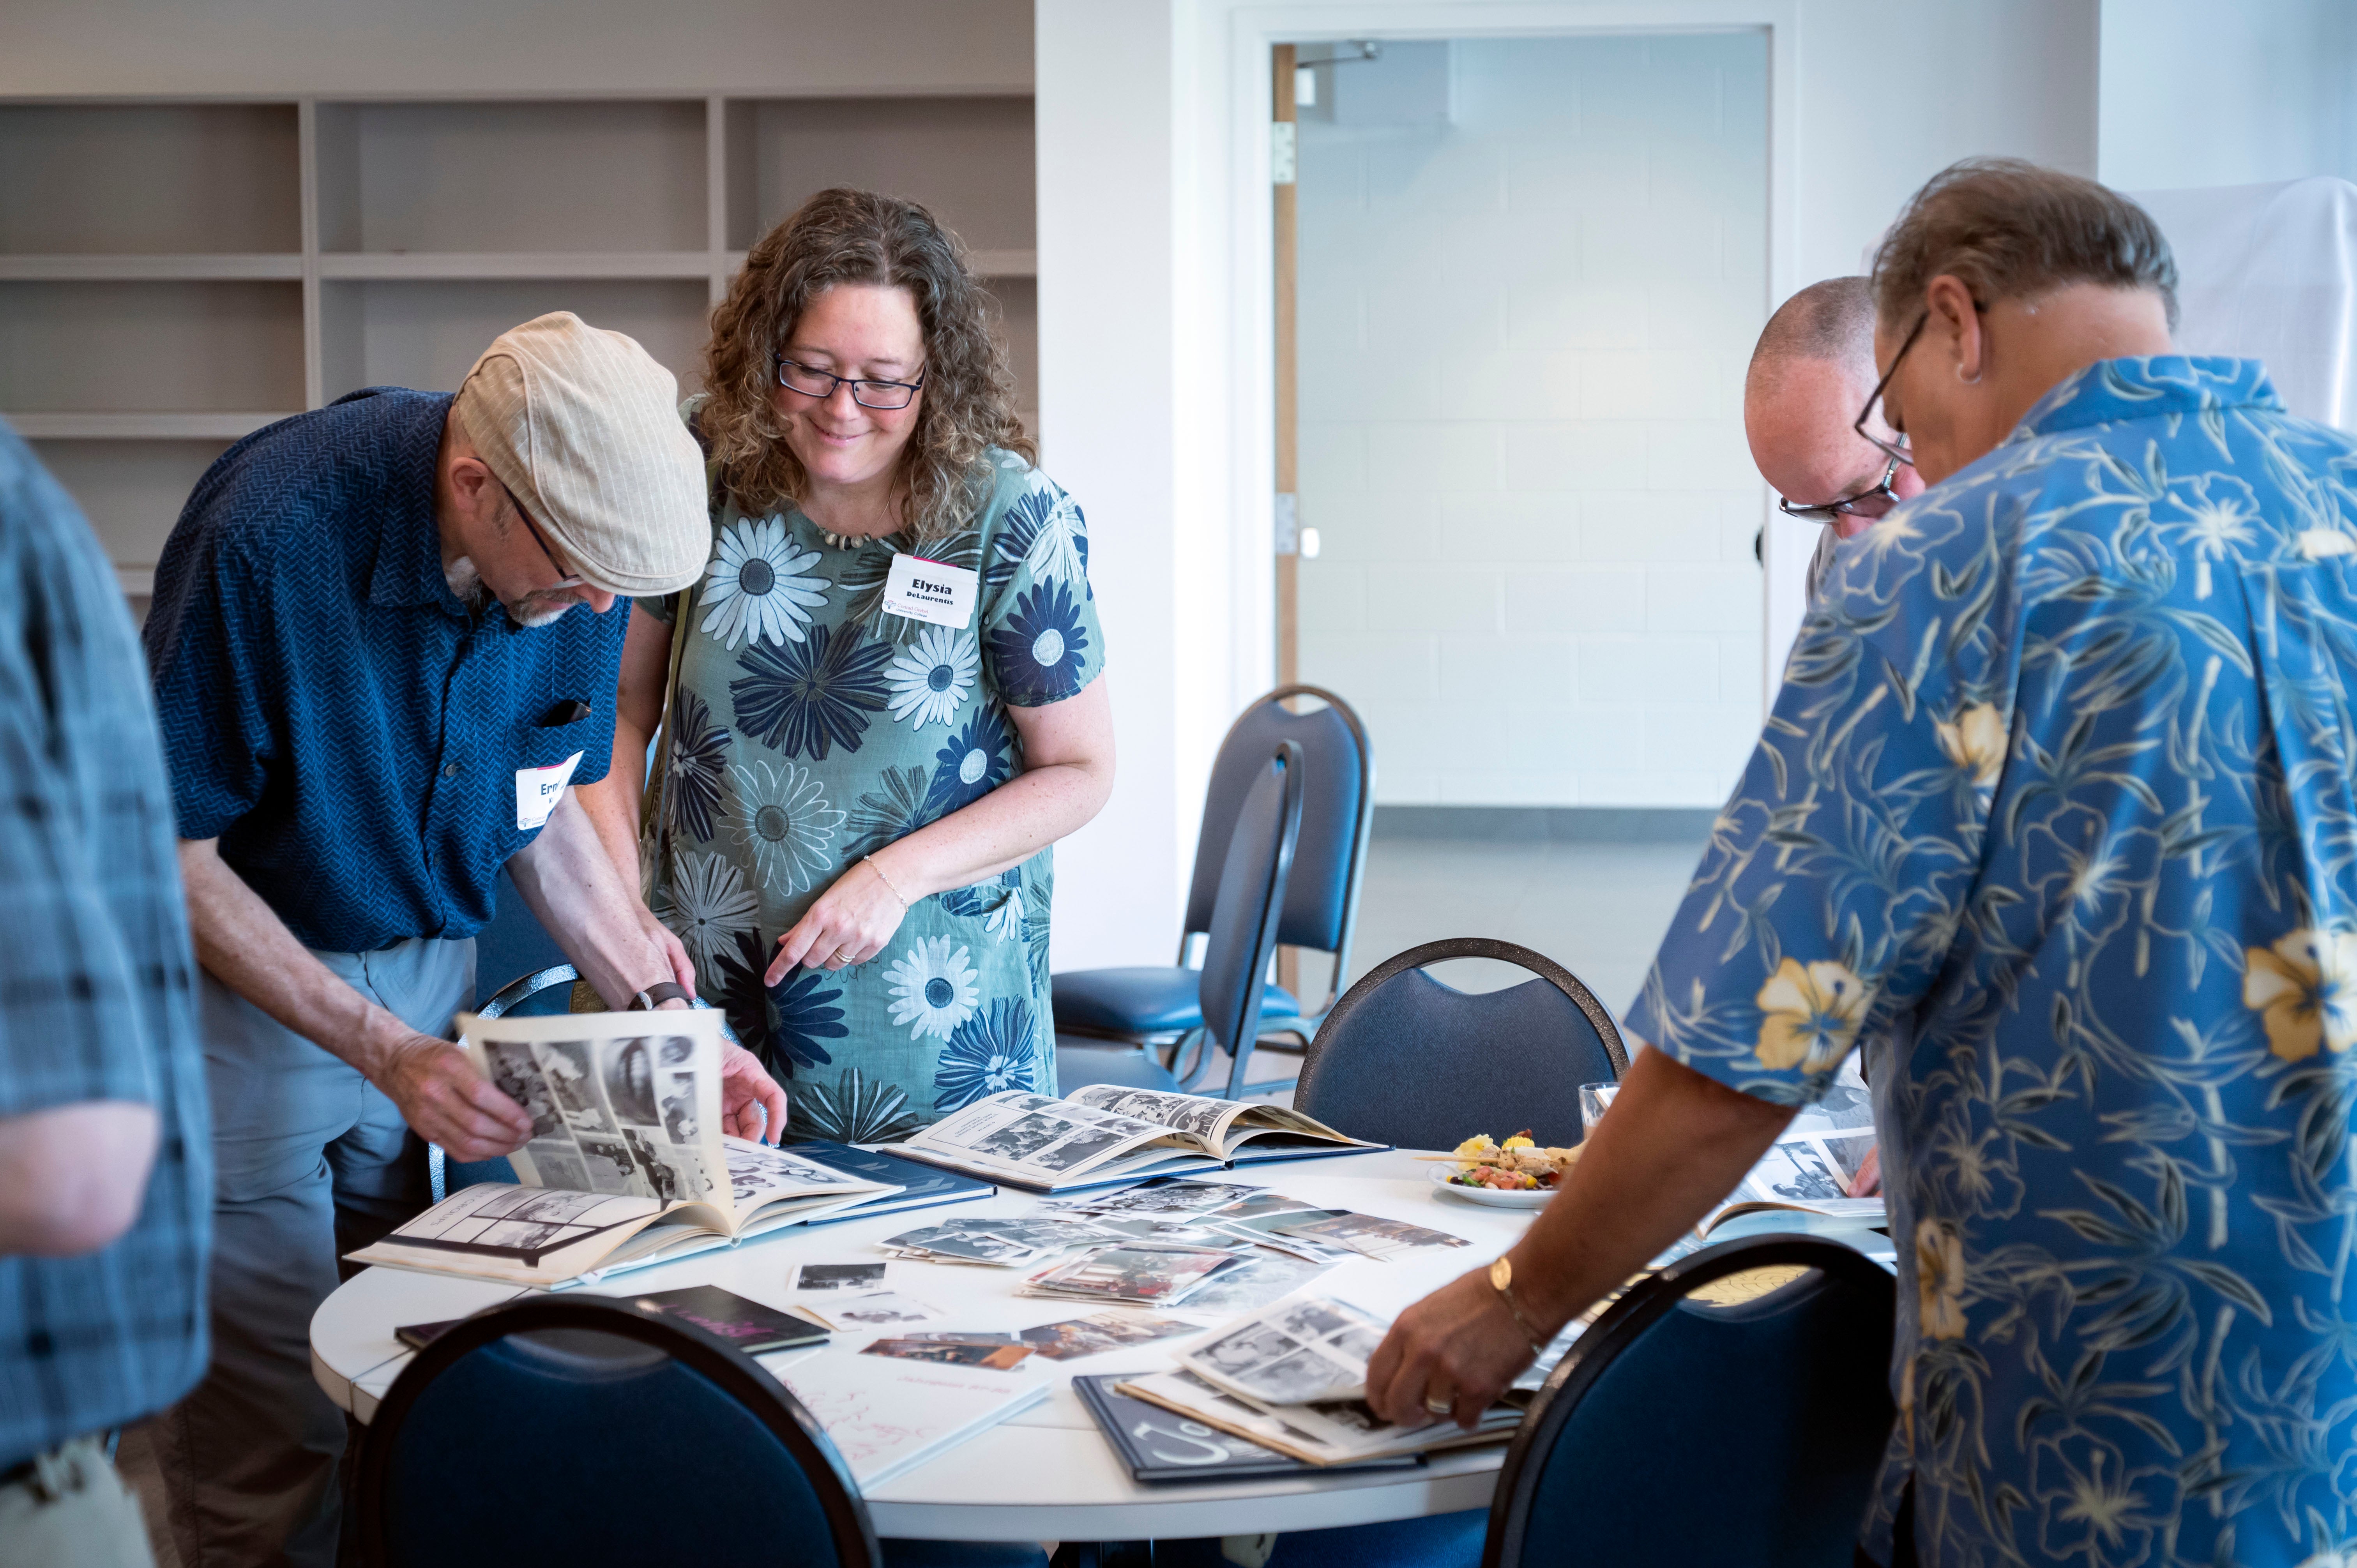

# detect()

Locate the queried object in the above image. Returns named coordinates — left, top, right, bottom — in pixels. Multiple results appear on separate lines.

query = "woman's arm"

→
left=765, top=673, right=1116, bottom=983
left=570, top=603, right=695, bottom=991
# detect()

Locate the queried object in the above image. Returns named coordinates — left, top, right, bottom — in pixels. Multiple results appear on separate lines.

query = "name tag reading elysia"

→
left=882, top=552, right=978, bottom=630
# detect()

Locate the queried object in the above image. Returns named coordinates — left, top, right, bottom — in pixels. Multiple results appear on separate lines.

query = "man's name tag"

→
left=882, top=553, right=978, bottom=629
left=516, top=750, right=583, bottom=831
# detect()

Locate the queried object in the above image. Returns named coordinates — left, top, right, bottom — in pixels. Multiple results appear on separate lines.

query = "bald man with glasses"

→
left=1745, top=277, right=1928, bottom=605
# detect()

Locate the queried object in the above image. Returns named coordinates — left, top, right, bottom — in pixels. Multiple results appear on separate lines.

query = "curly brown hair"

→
left=701, top=187, right=1035, bottom=547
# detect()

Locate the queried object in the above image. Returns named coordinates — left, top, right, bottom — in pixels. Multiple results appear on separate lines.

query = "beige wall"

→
left=0, top=0, right=1032, bottom=97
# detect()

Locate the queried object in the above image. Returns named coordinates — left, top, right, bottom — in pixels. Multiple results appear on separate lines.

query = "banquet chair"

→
left=1054, top=740, right=1305, bottom=1102
left=1292, top=939, right=1628, bottom=1151
left=1481, top=1235, right=1897, bottom=1568
left=356, top=1293, right=880, bottom=1568
left=1051, top=686, right=1373, bottom=1089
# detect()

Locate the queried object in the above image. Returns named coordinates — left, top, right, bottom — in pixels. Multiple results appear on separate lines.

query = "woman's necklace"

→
left=815, top=524, right=896, bottom=553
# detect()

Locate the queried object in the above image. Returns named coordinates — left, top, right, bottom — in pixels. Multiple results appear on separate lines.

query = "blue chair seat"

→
left=1052, top=967, right=1301, bottom=1036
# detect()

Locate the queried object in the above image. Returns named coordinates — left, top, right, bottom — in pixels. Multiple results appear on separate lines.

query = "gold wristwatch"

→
left=1490, top=1255, right=1549, bottom=1353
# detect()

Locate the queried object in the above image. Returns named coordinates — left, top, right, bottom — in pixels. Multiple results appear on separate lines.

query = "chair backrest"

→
left=358, top=1294, right=879, bottom=1568
left=1293, top=939, right=1630, bottom=1149
left=1182, top=686, right=1373, bottom=978
left=1198, top=742, right=1305, bottom=1098
left=1483, top=1236, right=1897, bottom=1568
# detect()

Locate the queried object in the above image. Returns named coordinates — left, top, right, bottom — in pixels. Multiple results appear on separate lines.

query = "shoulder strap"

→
left=637, top=452, right=723, bottom=899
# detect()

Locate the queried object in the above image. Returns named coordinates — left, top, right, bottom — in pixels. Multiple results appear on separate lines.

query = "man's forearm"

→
left=571, top=715, right=650, bottom=888
left=505, top=791, right=676, bottom=1008
left=1510, top=1048, right=1798, bottom=1330
left=177, top=837, right=425, bottom=1078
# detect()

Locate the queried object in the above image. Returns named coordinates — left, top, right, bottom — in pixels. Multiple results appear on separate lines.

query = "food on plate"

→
left=1445, top=1130, right=1581, bottom=1190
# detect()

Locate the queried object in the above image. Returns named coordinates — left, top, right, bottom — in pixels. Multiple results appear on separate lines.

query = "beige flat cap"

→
left=454, top=312, right=708, bottom=597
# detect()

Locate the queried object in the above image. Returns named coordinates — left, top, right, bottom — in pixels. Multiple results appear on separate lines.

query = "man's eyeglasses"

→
left=1776, top=452, right=1910, bottom=524
left=509, top=497, right=587, bottom=591
left=1852, top=296, right=1988, bottom=466
left=776, top=357, right=926, bottom=411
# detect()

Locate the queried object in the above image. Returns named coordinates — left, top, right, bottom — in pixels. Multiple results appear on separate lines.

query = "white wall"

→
left=1039, top=0, right=2100, bottom=961
left=1295, top=33, right=1769, bottom=807
left=2098, top=0, right=2357, bottom=190
left=0, top=0, right=1032, bottom=94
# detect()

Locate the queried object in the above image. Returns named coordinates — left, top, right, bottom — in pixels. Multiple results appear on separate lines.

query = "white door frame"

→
left=1183, top=0, right=1801, bottom=723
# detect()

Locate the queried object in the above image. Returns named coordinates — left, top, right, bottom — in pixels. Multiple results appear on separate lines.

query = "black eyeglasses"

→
left=1853, top=311, right=1928, bottom=468
left=1854, top=297, right=1989, bottom=465
left=1777, top=452, right=1909, bottom=524
left=776, top=357, right=926, bottom=410
left=507, top=495, right=587, bottom=590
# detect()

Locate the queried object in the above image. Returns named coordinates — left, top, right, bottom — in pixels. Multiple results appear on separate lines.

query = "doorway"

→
left=1274, top=30, right=1770, bottom=1020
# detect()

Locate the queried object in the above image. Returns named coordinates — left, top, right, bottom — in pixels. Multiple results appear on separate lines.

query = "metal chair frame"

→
left=356, top=1293, right=882, bottom=1568
left=1294, top=937, right=1631, bottom=1114
left=1481, top=1234, right=1896, bottom=1568
left=1058, top=684, right=1375, bottom=1095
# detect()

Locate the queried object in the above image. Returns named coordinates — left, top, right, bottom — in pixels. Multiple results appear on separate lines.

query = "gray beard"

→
left=443, top=554, right=491, bottom=613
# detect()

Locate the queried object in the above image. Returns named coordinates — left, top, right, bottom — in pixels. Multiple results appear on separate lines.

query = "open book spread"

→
left=880, top=1086, right=1382, bottom=1192
left=1117, top=1294, right=1524, bottom=1466
left=345, top=1011, right=893, bottom=1286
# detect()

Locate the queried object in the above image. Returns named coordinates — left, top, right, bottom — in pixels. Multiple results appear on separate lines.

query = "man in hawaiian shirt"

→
left=1369, top=157, right=2357, bottom=1567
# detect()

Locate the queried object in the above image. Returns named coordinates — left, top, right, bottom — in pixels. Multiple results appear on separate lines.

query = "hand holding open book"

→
left=346, top=1010, right=899, bottom=1286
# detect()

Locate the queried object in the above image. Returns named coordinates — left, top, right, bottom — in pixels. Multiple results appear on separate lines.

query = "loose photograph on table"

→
left=824, top=1291, right=948, bottom=1327
left=794, top=1263, right=889, bottom=1293
left=1018, top=1310, right=1204, bottom=1361
left=863, top=1337, right=1036, bottom=1371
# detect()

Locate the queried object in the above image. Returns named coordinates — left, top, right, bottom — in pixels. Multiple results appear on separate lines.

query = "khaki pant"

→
left=0, top=1437, right=156, bottom=1568
left=156, top=935, right=471, bottom=1568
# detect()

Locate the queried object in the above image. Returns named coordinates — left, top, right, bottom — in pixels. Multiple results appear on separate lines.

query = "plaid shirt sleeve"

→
left=0, top=428, right=199, bottom=1116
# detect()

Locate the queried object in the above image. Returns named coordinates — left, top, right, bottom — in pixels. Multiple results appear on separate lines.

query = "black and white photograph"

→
left=1221, top=1346, right=1355, bottom=1407
left=1071, top=1088, right=1225, bottom=1141
left=1273, top=1212, right=1468, bottom=1257
left=1824, top=1133, right=1878, bottom=1187
left=659, top=1072, right=699, bottom=1146
left=1273, top=1299, right=1356, bottom=1343
left=484, top=1041, right=564, bottom=1140
left=897, top=1230, right=1042, bottom=1266
left=966, top=1111, right=1079, bottom=1165
left=657, top=1035, right=696, bottom=1068
left=468, top=1219, right=571, bottom=1252
left=1018, top=1312, right=1199, bottom=1361
left=1177, top=1254, right=1332, bottom=1316
left=828, top=1291, right=947, bottom=1327
left=1028, top=1121, right=1138, bottom=1174
left=577, top=1134, right=638, bottom=1191
left=541, top=1039, right=607, bottom=1128
left=1758, top=1142, right=1846, bottom=1202
left=1074, top=1180, right=1259, bottom=1217
left=794, top=1263, right=888, bottom=1293
left=599, top=1037, right=661, bottom=1126
left=1302, top=1398, right=1392, bottom=1436
left=1197, top=1320, right=1304, bottom=1377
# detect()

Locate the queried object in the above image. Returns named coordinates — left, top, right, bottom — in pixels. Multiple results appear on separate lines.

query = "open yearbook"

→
left=879, top=1086, right=1382, bottom=1193
left=1116, top=1294, right=1524, bottom=1466
left=346, top=1010, right=897, bottom=1287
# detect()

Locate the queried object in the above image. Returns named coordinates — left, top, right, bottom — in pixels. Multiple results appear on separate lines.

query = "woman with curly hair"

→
left=576, top=187, right=1113, bottom=1142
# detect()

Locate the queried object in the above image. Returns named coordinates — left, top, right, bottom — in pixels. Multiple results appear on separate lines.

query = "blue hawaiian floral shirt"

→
left=1629, top=358, right=2357, bottom=1567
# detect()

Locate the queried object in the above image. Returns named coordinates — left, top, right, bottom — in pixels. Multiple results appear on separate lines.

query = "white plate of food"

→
left=1429, top=1165, right=1557, bottom=1209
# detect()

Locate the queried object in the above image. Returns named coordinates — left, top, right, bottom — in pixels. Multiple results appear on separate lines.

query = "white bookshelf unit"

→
left=0, top=94, right=1037, bottom=599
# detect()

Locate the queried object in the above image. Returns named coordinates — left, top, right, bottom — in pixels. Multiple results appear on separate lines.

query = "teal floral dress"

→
left=642, top=445, right=1104, bottom=1142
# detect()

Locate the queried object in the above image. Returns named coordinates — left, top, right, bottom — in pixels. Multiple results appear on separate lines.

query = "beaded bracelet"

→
left=864, top=855, right=909, bottom=909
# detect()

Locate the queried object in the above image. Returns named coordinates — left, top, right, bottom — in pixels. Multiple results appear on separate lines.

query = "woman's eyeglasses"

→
left=1776, top=452, right=1910, bottom=524
left=776, top=357, right=926, bottom=411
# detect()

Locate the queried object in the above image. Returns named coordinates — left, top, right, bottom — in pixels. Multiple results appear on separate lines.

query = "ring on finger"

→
left=1423, top=1392, right=1454, bottom=1416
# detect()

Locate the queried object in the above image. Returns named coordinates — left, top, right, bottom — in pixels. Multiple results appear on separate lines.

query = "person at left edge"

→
left=141, top=311, right=790, bottom=1568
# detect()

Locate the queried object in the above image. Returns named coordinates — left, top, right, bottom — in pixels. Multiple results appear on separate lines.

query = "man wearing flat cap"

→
left=141, top=313, right=788, bottom=1566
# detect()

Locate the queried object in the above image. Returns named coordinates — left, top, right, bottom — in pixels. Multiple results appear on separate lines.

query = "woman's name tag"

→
left=882, top=553, right=978, bottom=629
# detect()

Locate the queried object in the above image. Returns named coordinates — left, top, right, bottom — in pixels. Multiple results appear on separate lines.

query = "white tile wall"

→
left=1296, top=34, right=1769, bottom=807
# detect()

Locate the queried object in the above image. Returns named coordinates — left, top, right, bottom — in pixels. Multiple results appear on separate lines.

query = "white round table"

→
left=311, top=1148, right=1535, bottom=1542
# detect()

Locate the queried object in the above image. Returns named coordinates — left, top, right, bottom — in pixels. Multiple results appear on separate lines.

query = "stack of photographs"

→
left=1017, top=1244, right=1248, bottom=1307
left=878, top=1215, right=1127, bottom=1268
left=1263, top=1211, right=1471, bottom=1262
left=1072, top=1373, right=1422, bottom=1482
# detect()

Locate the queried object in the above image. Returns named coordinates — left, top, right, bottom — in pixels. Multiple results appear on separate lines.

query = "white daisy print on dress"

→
left=654, top=849, right=761, bottom=982
left=885, top=935, right=981, bottom=1041
left=725, top=759, right=845, bottom=897
left=884, top=624, right=978, bottom=729
left=701, top=514, right=829, bottom=650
